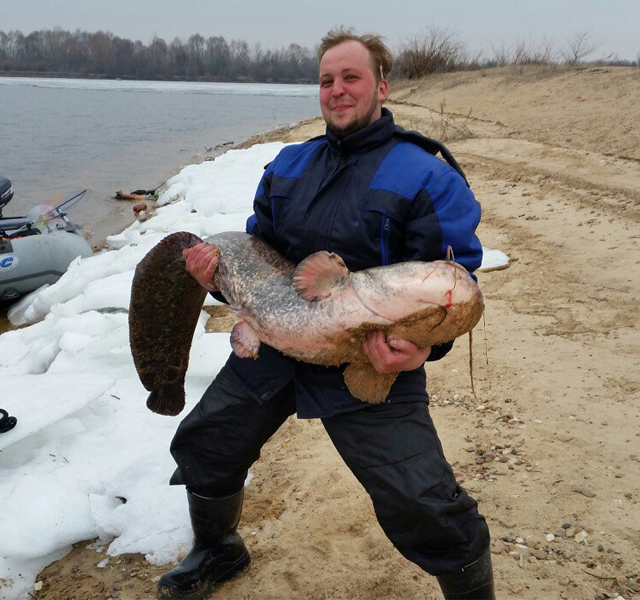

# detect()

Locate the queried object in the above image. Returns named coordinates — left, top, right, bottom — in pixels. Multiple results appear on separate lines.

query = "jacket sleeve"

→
left=404, top=169, right=482, bottom=271
left=404, top=169, right=483, bottom=362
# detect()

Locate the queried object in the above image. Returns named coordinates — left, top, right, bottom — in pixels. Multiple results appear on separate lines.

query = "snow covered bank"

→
left=477, top=247, right=509, bottom=272
left=0, top=143, right=286, bottom=600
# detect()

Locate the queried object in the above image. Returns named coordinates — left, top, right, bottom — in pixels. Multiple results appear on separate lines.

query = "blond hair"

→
left=318, top=28, right=393, bottom=81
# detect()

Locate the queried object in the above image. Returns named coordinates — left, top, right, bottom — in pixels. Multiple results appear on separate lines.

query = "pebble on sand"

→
left=571, top=486, right=596, bottom=498
left=574, top=530, right=588, bottom=543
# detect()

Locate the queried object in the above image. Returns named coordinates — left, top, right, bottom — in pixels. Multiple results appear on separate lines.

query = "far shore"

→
left=0, top=71, right=316, bottom=85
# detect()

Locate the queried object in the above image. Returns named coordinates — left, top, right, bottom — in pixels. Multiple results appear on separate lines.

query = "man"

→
left=159, top=29, right=494, bottom=600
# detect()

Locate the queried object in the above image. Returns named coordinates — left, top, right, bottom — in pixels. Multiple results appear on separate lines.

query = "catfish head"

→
left=292, top=250, right=482, bottom=324
left=351, top=260, right=481, bottom=322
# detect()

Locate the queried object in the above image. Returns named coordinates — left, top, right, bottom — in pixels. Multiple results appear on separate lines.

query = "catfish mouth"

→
left=418, top=298, right=444, bottom=307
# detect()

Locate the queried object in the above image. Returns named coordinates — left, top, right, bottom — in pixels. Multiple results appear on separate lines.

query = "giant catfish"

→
left=129, top=231, right=483, bottom=415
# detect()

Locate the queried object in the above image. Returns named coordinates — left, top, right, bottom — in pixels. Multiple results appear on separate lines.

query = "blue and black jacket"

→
left=223, top=109, right=482, bottom=418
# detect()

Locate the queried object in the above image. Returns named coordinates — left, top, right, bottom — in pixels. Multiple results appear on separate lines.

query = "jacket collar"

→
left=325, top=108, right=395, bottom=154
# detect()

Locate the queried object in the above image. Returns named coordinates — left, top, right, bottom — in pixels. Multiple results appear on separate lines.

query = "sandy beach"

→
left=18, top=65, right=640, bottom=599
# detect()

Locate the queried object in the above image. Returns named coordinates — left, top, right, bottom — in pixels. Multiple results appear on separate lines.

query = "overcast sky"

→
left=1, top=0, right=638, bottom=60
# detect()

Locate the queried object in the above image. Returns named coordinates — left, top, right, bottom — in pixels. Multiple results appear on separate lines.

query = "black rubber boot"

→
left=436, top=548, right=495, bottom=600
left=157, top=488, right=250, bottom=599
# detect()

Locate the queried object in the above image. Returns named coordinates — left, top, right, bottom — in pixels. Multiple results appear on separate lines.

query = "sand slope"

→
left=35, top=65, right=640, bottom=600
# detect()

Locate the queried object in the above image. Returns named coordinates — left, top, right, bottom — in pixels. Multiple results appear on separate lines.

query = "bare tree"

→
left=512, top=37, right=556, bottom=65
left=228, top=39, right=251, bottom=79
left=6, top=30, right=26, bottom=61
left=148, top=36, right=169, bottom=78
left=395, top=27, right=466, bottom=79
left=205, top=36, right=230, bottom=78
left=169, top=36, right=188, bottom=77
left=187, top=33, right=205, bottom=77
left=86, top=30, right=114, bottom=75
left=112, top=36, right=136, bottom=77
left=562, top=30, right=600, bottom=64
left=491, top=42, right=511, bottom=67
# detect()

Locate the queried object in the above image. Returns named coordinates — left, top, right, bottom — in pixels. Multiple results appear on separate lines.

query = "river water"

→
left=0, top=77, right=319, bottom=245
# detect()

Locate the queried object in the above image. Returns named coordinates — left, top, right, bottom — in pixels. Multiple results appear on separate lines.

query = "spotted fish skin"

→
left=129, top=231, right=483, bottom=414
left=129, top=232, right=207, bottom=416
left=209, top=233, right=483, bottom=368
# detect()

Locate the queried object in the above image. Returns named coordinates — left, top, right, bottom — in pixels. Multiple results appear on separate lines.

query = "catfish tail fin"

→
left=146, top=381, right=185, bottom=416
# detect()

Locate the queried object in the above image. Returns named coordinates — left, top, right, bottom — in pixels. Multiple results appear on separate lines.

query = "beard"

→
left=327, top=94, right=379, bottom=138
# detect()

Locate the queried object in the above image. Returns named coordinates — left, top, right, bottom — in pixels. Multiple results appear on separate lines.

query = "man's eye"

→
left=320, top=80, right=332, bottom=88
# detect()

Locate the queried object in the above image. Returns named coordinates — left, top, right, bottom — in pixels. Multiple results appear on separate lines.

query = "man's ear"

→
left=378, top=79, right=389, bottom=103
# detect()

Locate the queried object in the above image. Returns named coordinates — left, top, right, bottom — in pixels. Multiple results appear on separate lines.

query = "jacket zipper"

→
left=270, top=198, right=277, bottom=235
left=381, top=214, right=391, bottom=266
left=301, top=144, right=349, bottom=250
left=318, top=150, right=348, bottom=196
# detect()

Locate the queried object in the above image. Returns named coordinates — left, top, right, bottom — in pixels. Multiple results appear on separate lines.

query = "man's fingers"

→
left=184, top=244, right=216, bottom=273
left=205, top=253, right=219, bottom=279
left=181, top=244, right=220, bottom=291
left=183, top=245, right=203, bottom=269
left=186, top=251, right=200, bottom=273
left=368, top=332, right=385, bottom=355
left=194, top=244, right=215, bottom=266
left=388, top=337, right=416, bottom=355
left=370, top=336, right=384, bottom=364
left=364, top=331, right=395, bottom=372
left=195, top=248, right=212, bottom=273
left=364, top=332, right=432, bottom=374
left=187, top=242, right=212, bottom=259
left=363, top=334, right=378, bottom=362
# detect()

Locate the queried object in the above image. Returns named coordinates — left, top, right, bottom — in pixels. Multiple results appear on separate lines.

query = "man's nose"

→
left=331, top=79, right=346, bottom=96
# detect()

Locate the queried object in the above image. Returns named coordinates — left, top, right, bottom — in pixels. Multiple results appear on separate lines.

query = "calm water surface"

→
left=0, top=77, right=319, bottom=244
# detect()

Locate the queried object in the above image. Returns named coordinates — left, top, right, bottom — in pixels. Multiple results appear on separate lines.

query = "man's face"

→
left=319, top=40, right=388, bottom=137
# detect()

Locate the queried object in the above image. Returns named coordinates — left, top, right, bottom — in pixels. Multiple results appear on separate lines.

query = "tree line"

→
left=0, top=28, right=319, bottom=83
left=1, top=27, right=636, bottom=84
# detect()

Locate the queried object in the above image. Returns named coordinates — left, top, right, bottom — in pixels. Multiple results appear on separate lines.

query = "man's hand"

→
left=363, top=331, right=431, bottom=374
left=183, top=243, right=219, bottom=291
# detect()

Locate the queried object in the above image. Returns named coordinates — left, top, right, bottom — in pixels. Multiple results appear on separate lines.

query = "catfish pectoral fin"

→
left=230, top=320, right=261, bottom=358
left=146, top=380, right=185, bottom=416
left=343, top=363, right=398, bottom=403
left=293, top=250, right=351, bottom=301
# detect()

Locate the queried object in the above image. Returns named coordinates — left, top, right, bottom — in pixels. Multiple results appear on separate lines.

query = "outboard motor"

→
left=0, top=175, right=14, bottom=217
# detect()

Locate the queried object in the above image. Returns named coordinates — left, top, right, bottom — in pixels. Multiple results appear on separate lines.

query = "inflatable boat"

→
left=0, top=187, right=93, bottom=302
left=0, top=175, right=14, bottom=217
